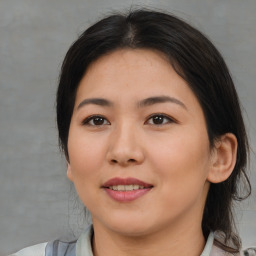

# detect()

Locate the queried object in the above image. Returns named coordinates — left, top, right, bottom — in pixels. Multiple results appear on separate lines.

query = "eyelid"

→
left=81, top=115, right=110, bottom=126
left=145, top=113, right=177, bottom=125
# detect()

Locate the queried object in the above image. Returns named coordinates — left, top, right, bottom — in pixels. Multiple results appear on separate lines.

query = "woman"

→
left=11, top=9, right=251, bottom=256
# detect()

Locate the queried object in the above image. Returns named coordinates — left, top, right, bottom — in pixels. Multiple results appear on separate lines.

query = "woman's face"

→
left=67, top=49, right=214, bottom=237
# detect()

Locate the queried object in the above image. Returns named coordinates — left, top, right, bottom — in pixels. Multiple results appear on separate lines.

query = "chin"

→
left=105, top=216, right=158, bottom=237
left=112, top=225, right=152, bottom=237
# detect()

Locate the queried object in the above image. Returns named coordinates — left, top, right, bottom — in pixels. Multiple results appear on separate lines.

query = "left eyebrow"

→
left=138, top=96, right=187, bottom=110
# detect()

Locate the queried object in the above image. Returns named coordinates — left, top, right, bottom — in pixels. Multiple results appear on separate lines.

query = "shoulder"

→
left=8, top=242, right=47, bottom=256
left=8, top=225, right=92, bottom=256
left=8, top=239, right=77, bottom=256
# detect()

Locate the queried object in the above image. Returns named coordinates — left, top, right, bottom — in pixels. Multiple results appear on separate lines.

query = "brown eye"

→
left=146, top=114, right=174, bottom=125
left=82, top=115, right=110, bottom=126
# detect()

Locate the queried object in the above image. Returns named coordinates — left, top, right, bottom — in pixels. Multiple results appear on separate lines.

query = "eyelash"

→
left=145, top=114, right=176, bottom=125
left=82, top=115, right=110, bottom=126
left=82, top=114, right=176, bottom=127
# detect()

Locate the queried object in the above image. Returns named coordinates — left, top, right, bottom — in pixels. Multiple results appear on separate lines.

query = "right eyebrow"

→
left=77, top=98, right=113, bottom=110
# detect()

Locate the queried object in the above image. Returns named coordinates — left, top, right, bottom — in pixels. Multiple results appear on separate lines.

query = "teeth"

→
left=118, top=185, right=125, bottom=191
left=133, top=184, right=139, bottom=190
left=112, top=185, right=118, bottom=191
left=108, top=184, right=145, bottom=191
left=125, top=185, right=133, bottom=191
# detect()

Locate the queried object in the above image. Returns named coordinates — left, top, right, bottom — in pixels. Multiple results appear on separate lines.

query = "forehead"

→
left=84, top=49, right=171, bottom=82
left=76, top=49, right=191, bottom=100
left=96, top=48, right=169, bottom=68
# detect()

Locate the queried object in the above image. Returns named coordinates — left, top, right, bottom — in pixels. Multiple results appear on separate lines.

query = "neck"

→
left=92, top=221, right=206, bottom=256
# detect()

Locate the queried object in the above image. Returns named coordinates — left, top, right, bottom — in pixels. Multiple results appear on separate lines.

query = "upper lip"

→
left=102, top=177, right=153, bottom=188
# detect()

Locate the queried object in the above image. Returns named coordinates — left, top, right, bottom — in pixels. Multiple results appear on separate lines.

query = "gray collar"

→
left=76, top=225, right=215, bottom=256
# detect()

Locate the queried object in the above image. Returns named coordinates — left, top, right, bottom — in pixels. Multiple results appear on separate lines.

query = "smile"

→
left=102, top=177, right=153, bottom=202
left=108, top=185, right=146, bottom=191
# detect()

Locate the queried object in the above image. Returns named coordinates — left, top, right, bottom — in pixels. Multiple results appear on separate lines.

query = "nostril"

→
left=110, top=158, right=136, bottom=164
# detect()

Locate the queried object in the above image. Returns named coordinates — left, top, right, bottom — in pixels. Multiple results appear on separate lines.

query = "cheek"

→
left=149, top=129, right=210, bottom=190
left=67, top=133, right=106, bottom=208
left=67, top=130, right=107, bottom=183
left=152, top=137, right=210, bottom=216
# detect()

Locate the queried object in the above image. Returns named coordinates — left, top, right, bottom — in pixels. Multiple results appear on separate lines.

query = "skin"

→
left=67, top=49, right=237, bottom=256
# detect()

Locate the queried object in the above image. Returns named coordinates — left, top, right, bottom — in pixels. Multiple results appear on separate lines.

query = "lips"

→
left=102, top=177, right=153, bottom=202
left=102, top=177, right=153, bottom=189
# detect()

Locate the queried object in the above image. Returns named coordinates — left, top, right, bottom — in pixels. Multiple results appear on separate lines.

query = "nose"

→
left=106, top=123, right=145, bottom=166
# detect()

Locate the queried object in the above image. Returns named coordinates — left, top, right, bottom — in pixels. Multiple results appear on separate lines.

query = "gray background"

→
left=0, top=0, right=255, bottom=255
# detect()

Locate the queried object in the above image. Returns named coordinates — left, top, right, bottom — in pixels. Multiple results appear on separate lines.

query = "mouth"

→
left=102, top=177, right=153, bottom=189
left=102, top=177, right=153, bottom=202
left=107, top=184, right=148, bottom=191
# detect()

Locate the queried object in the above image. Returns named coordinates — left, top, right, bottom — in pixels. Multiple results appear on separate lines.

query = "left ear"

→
left=67, top=162, right=74, bottom=182
left=207, top=133, right=238, bottom=183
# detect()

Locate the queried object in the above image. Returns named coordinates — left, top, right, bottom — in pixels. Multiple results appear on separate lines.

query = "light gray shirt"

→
left=9, top=225, right=243, bottom=256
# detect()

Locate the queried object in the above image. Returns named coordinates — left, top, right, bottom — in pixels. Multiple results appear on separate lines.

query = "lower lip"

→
left=103, top=188, right=152, bottom=202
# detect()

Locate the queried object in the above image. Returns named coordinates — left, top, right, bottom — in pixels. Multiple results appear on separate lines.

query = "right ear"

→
left=67, top=163, right=74, bottom=182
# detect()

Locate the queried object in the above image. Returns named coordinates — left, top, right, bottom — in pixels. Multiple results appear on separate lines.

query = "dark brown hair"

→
left=56, top=8, right=251, bottom=252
